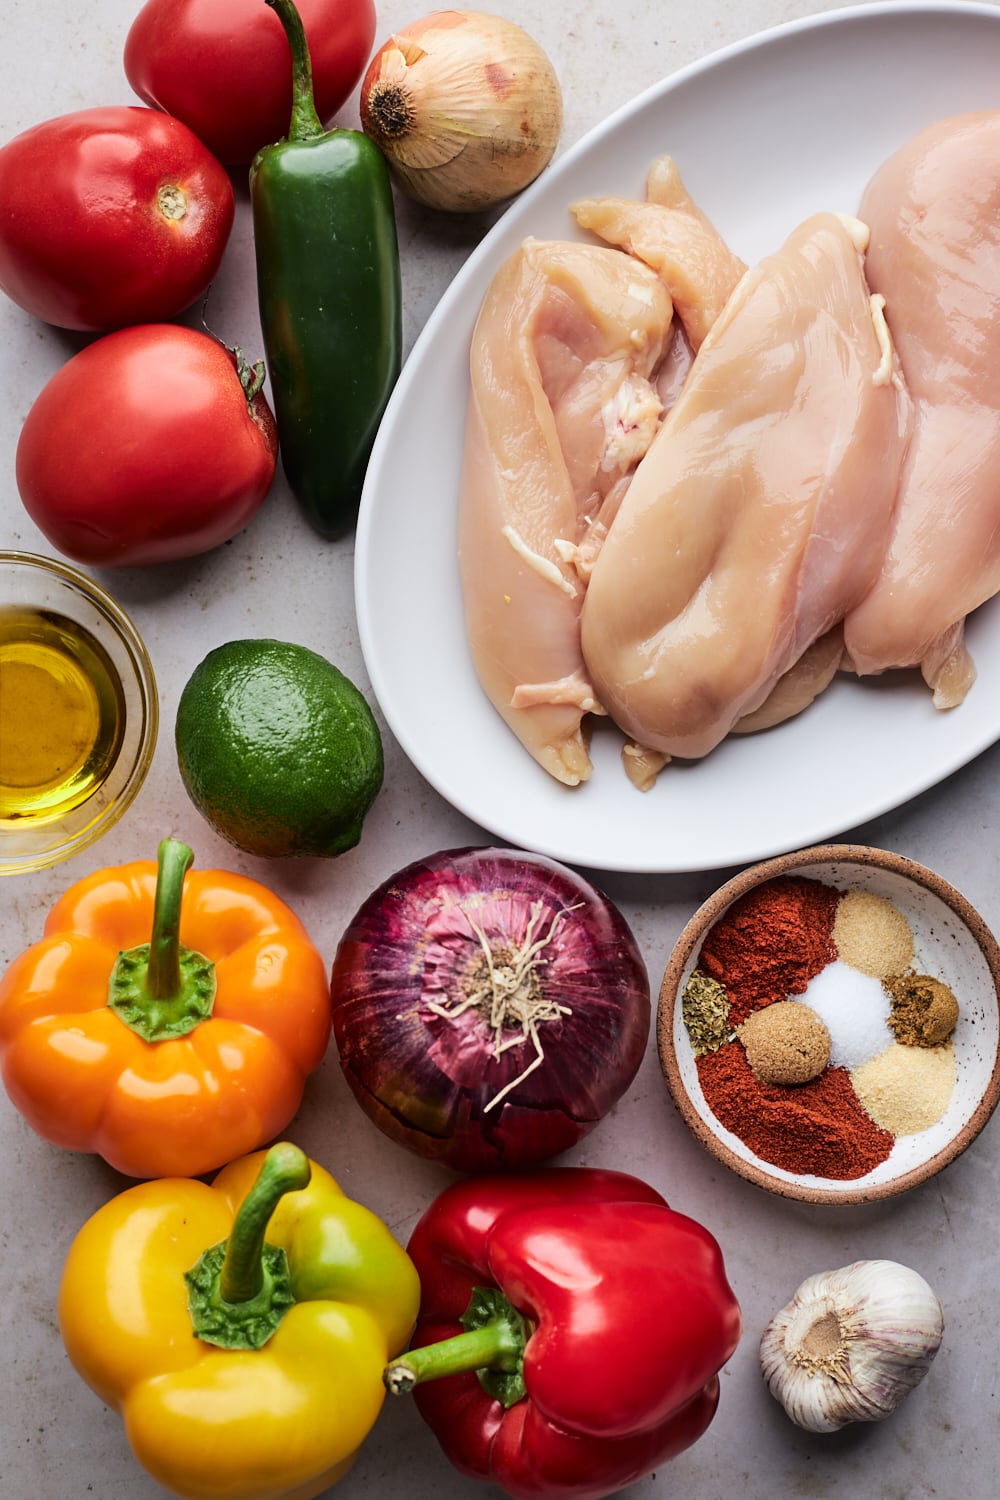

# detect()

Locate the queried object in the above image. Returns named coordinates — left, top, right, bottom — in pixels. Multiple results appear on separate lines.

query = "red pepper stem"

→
left=220, top=1143, right=312, bottom=1304
left=384, top=1318, right=523, bottom=1396
left=146, top=837, right=193, bottom=998
left=266, top=0, right=325, bottom=142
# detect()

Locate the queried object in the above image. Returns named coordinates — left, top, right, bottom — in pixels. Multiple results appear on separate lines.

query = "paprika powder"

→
left=698, top=876, right=839, bottom=1025
left=696, top=1043, right=894, bottom=1179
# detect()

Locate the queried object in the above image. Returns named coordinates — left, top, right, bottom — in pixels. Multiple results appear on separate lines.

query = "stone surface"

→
left=2, top=3, right=1000, bottom=1498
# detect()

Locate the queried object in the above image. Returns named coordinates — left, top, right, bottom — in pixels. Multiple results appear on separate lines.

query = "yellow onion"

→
left=360, top=10, right=563, bottom=213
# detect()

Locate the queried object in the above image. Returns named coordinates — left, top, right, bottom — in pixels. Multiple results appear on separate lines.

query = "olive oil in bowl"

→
left=0, top=606, right=126, bottom=824
left=0, top=552, right=158, bottom=874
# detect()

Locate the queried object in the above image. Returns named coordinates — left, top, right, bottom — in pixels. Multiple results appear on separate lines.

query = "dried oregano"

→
left=681, top=969, right=734, bottom=1056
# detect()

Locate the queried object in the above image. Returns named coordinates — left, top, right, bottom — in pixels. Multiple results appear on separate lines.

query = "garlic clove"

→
left=760, top=1259, right=944, bottom=1433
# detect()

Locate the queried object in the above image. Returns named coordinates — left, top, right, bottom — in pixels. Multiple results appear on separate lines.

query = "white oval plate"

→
left=356, top=2, right=1000, bottom=875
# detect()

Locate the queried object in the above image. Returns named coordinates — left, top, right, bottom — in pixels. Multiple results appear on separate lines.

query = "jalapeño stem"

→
left=266, top=0, right=325, bottom=141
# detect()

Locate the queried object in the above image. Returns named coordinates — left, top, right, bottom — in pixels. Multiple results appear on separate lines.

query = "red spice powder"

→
left=698, top=875, right=840, bottom=1026
left=697, top=1043, right=894, bottom=1180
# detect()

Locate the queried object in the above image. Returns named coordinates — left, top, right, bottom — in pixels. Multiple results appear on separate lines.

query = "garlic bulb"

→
left=359, top=11, right=563, bottom=213
left=759, top=1259, right=944, bottom=1432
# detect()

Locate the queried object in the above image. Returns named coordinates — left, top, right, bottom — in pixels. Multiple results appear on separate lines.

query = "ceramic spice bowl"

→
left=657, top=844, right=1000, bottom=1204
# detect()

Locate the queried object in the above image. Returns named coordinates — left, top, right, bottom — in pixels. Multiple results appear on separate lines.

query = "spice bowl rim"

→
left=657, top=842, right=1000, bottom=1205
left=0, top=549, right=159, bottom=876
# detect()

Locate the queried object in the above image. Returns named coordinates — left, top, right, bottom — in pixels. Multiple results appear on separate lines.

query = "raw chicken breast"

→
left=843, top=111, right=1000, bottom=708
left=572, top=155, right=746, bottom=349
left=581, top=212, right=908, bottom=763
left=459, top=238, right=673, bottom=785
left=731, top=628, right=845, bottom=735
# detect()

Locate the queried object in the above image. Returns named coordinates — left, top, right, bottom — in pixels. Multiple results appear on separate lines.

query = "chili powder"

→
left=698, top=876, right=839, bottom=1026
left=696, top=1043, right=894, bottom=1179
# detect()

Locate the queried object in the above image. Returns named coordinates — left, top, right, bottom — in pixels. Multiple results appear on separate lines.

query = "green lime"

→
left=175, top=638, right=384, bottom=858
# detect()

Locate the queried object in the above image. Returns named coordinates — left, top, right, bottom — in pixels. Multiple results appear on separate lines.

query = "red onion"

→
left=330, top=846, right=650, bottom=1172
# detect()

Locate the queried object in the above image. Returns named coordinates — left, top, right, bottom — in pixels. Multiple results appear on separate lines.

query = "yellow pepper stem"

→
left=185, top=1143, right=312, bottom=1350
left=220, top=1143, right=312, bottom=1302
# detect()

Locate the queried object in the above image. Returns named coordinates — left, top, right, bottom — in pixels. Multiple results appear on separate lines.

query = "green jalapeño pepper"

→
left=251, top=0, right=401, bottom=539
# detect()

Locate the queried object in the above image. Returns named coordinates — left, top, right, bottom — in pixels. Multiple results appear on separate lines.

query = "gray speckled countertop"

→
left=3, top=3, right=1000, bottom=1498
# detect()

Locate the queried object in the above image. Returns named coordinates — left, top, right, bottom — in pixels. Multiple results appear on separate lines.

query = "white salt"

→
left=798, top=960, right=893, bottom=1071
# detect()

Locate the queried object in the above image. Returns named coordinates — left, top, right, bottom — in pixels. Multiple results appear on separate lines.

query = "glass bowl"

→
left=0, top=551, right=158, bottom=874
left=657, top=844, right=1000, bottom=1204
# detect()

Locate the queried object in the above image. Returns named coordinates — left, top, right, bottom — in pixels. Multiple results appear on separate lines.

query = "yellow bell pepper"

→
left=58, top=1143, right=421, bottom=1500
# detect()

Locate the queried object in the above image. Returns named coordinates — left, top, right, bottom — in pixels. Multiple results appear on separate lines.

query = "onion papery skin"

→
left=330, top=846, right=650, bottom=1172
left=359, top=11, right=563, bottom=214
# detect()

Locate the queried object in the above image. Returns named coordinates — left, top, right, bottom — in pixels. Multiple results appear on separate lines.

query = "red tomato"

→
left=0, top=106, right=234, bottom=332
left=124, top=0, right=377, bottom=166
left=16, top=325, right=279, bottom=567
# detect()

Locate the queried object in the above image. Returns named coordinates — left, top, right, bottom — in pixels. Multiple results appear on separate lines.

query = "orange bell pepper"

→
left=0, top=838, right=331, bottom=1178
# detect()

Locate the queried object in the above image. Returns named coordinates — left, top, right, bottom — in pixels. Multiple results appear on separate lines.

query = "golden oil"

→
left=0, top=606, right=126, bottom=825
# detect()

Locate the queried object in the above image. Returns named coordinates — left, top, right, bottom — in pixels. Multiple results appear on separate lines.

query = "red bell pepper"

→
left=383, top=1168, right=741, bottom=1500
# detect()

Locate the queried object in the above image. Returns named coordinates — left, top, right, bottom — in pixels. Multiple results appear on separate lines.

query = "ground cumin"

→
left=696, top=1043, right=894, bottom=1180
left=698, top=876, right=841, bottom=1026
left=885, top=973, right=959, bottom=1046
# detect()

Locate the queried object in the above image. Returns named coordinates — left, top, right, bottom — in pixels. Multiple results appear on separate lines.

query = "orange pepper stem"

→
left=185, top=1143, right=312, bottom=1350
left=146, top=837, right=193, bottom=997
left=107, top=838, right=217, bottom=1042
